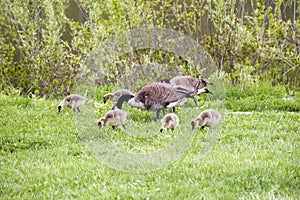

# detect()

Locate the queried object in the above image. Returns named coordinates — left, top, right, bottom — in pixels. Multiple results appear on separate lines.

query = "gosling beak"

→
left=97, top=121, right=102, bottom=128
left=58, top=105, right=62, bottom=113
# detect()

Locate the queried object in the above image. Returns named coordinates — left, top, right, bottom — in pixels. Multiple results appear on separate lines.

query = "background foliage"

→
left=0, top=0, right=299, bottom=97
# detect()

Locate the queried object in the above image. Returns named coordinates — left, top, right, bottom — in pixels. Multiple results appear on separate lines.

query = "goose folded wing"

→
left=135, top=83, right=181, bottom=104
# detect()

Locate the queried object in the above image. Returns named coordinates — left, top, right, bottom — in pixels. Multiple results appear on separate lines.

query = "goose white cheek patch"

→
left=128, top=98, right=146, bottom=110
left=197, top=88, right=207, bottom=94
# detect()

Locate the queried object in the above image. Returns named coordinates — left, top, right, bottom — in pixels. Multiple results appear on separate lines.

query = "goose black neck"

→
left=113, top=94, right=134, bottom=110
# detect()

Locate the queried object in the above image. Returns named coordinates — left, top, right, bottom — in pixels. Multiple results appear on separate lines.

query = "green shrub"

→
left=0, top=0, right=299, bottom=97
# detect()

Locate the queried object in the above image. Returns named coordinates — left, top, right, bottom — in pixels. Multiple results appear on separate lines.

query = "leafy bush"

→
left=143, top=0, right=300, bottom=89
left=0, top=0, right=299, bottom=97
left=0, top=0, right=84, bottom=97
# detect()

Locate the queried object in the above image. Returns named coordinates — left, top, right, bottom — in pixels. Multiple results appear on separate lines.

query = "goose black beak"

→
left=204, top=88, right=212, bottom=94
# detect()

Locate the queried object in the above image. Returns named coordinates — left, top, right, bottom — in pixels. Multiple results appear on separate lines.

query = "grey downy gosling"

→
left=97, top=108, right=127, bottom=130
left=58, top=94, right=87, bottom=112
left=169, top=75, right=211, bottom=109
left=103, top=89, right=134, bottom=103
left=160, top=113, right=179, bottom=132
left=114, top=82, right=194, bottom=119
left=191, top=109, right=221, bottom=131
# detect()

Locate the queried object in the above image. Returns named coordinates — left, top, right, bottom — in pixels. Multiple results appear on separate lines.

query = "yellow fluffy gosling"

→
left=58, top=94, right=87, bottom=112
left=191, top=109, right=221, bottom=131
left=160, top=113, right=179, bottom=132
left=97, top=108, right=127, bottom=130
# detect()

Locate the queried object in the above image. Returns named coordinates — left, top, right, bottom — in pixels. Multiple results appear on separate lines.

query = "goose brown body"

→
left=128, top=82, right=193, bottom=119
left=191, top=109, right=221, bottom=131
left=135, top=83, right=185, bottom=108
left=58, top=94, right=87, bottom=112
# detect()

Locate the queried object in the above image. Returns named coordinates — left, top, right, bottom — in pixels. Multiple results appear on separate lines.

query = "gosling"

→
left=97, top=108, right=127, bottom=130
left=58, top=94, right=87, bottom=112
left=160, top=113, right=179, bottom=132
left=191, top=109, right=221, bottom=131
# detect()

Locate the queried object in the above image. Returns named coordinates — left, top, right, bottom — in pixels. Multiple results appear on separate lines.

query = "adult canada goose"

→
left=103, top=89, right=134, bottom=103
left=114, top=82, right=194, bottom=119
left=97, top=108, right=127, bottom=130
left=191, top=109, right=221, bottom=131
left=169, top=75, right=211, bottom=109
left=58, top=94, right=87, bottom=112
left=160, top=113, right=179, bottom=132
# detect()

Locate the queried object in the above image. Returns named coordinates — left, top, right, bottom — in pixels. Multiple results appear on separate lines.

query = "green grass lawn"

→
left=1, top=85, right=300, bottom=199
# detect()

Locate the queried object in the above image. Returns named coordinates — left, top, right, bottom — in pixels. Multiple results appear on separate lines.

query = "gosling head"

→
left=160, top=126, right=175, bottom=132
left=57, top=98, right=70, bottom=113
left=57, top=95, right=86, bottom=113
left=191, top=118, right=205, bottom=132
left=191, top=109, right=221, bottom=131
left=97, top=117, right=106, bottom=128
left=160, top=125, right=168, bottom=133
